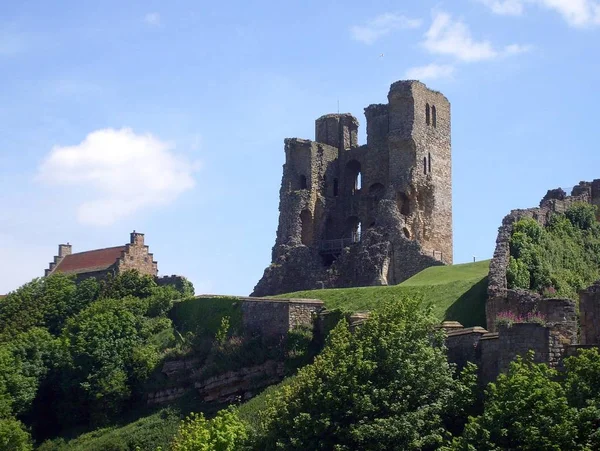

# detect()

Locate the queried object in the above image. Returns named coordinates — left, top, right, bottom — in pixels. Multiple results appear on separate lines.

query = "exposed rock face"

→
left=253, top=80, right=451, bottom=297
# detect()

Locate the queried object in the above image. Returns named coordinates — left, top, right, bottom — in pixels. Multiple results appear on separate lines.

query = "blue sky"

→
left=1, top=0, right=600, bottom=295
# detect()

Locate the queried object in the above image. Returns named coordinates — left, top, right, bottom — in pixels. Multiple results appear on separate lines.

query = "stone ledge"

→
left=446, top=326, right=489, bottom=337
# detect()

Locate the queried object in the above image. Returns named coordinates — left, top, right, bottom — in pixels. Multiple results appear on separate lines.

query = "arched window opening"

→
left=397, top=192, right=411, bottom=216
left=300, top=210, right=313, bottom=245
left=403, top=227, right=411, bottom=239
left=345, top=216, right=361, bottom=243
left=428, top=152, right=432, bottom=173
left=423, top=157, right=427, bottom=175
left=333, top=178, right=339, bottom=197
left=300, top=175, right=307, bottom=190
left=432, top=105, right=437, bottom=128
left=426, top=103, right=430, bottom=125
left=345, top=160, right=362, bottom=196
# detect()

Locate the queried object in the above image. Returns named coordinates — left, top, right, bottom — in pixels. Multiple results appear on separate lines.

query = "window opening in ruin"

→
left=397, top=192, right=411, bottom=216
left=300, top=210, right=313, bottom=245
left=432, top=105, right=437, bottom=128
left=333, top=178, right=339, bottom=197
left=423, top=157, right=427, bottom=175
left=426, top=103, right=430, bottom=125
left=428, top=153, right=431, bottom=173
left=300, top=175, right=307, bottom=190
left=345, top=216, right=361, bottom=243
left=345, top=160, right=362, bottom=195
left=403, top=227, right=411, bottom=239
left=321, top=253, right=337, bottom=267
left=369, top=221, right=376, bottom=228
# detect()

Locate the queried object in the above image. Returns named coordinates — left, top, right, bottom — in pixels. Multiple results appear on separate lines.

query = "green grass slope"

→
left=277, top=260, right=491, bottom=327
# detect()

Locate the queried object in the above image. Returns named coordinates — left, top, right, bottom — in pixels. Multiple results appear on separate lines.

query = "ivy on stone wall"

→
left=507, top=203, right=600, bottom=299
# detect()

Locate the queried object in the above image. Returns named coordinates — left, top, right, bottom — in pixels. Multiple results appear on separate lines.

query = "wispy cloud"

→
left=37, top=128, right=199, bottom=226
left=144, top=12, right=161, bottom=27
left=405, top=63, right=456, bottom=80
left=423, top=12, right=530, bottom=62
left=350, top=13, right=422, bottom=44
left=476, top=0, right=525, bottom=15
left=477, top=0, right=600, bottom=27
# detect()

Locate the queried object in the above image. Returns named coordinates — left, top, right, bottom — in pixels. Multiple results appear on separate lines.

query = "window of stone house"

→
left=428, top=152, right=432, bottom=173
left=423, top=157, right=427, bottom=175
left=333, top=178, right=339, bottom=197
left=432, top=105, right=437, bottom=128
left=426, top=103, right=430, bottom=125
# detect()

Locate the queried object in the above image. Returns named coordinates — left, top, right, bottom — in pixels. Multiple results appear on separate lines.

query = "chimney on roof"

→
left=130, top=230, right=145, bottom=246
left=58, top=243, right=72, bottom=258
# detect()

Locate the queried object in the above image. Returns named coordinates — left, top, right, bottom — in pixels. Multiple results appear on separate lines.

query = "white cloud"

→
left=477, top=0, right=600, bottom=27
left=405, top=63, right=456, bottom=80
left=37, top=128, right=199, bottom=226
left=144, top=12, right=161, bottom=27
left=350, top=13, right=422, bottom=44
left=476, top=0, right=525, bottom=15
left=423, top=12, right=529, bottom=62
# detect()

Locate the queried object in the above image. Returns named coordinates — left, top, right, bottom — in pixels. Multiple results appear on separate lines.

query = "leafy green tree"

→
left=0, top=417, right=33, bottom=451
left=0, top=275, right=100, bottom=339
left=450, top=352, right=580, bottom=451
left=101, top=270, right=157, bottom=300
left=566, top=202, right=598, bottom=230
left=171, top=407, right=248, bottom=451
left=0, top=328, right=58, bottom=417
left=254, top=297, right=476, bottom=451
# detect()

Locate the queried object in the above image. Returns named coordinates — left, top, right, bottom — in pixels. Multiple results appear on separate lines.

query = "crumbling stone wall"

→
left=253, top=80, right=452, bottom=297
left=580, top=281, right=600, bottom=345
left=241, top=297, right=324, bottom=338
left=445, top=322, right=572, bottom=385
left=487, top=180, right=600, bottom=332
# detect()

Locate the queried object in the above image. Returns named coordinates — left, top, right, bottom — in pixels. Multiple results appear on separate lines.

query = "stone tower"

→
left=252, top=80, right=452, bottom=297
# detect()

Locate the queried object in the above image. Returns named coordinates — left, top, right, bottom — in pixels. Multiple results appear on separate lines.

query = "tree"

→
left=254, top=297, right=475, bottom=451
left=171, top=407, right=248, bottom=451
left=0, top=417, right=33, bottom=451
left=450, top=352, right=580, bottom=451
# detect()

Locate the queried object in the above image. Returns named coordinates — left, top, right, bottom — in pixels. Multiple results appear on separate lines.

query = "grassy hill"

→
left=276, top=260, right=491, bottom=327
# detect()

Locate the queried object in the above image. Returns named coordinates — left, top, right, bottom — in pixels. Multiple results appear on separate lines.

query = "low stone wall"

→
left=444, top=322, right=573, bottom=385
left=580, top=282, right=600, bottom=345
left=240, top=297, right=324, bottom=338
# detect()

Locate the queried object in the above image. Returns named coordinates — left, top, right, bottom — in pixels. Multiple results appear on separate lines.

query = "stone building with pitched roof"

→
left=45, top=231, right=158, bottom=280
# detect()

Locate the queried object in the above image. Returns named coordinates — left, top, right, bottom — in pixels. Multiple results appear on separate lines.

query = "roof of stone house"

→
left=53, top=246, right=126, bottom=275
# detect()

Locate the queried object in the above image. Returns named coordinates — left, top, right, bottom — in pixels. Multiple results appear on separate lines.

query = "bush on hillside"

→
left=253, top=297, right=477, bottom=450
left=506, top=203, right=600, bottom=299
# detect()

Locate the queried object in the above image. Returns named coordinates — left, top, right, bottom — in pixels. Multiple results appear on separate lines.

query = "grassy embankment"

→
left=277, top=259, right=491, bottom=328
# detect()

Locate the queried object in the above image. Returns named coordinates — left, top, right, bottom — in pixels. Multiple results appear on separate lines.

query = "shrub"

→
left=495, top=311, right=547, bottom=328
left=171, top=407, right=247, bottom=451
left=0, top=417, right=33, bottom=451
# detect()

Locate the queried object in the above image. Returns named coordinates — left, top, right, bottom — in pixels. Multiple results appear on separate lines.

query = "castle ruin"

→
left=252, top=80, right=452, bottom=296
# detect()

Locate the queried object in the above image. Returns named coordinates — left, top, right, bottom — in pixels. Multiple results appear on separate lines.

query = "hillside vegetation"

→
left=276, top=260, right=490, bottom=327
left=507, top=202, right=600, bottom=299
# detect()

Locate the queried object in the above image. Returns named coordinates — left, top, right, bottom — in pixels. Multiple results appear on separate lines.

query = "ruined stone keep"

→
left=45, top=230, right=158, bottom=281
left=253, top=80, right=452, bottom=296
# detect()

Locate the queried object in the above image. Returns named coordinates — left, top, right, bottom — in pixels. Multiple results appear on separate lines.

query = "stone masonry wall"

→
left=580, top=281, right=600, bottom=345
left=486, top=180, right=600, bottom=332
left=116, top=232, right=158, bottom=276
left=241, top=297, right=324, bottom=338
